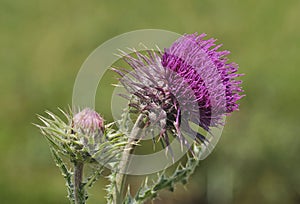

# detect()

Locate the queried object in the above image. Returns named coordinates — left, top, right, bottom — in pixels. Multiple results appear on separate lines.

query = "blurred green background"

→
left=1, top=0, right=299, bottom=203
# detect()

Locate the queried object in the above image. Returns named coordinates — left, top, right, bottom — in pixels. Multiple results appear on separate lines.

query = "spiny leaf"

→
left=132, top=143, right=202, bottom=203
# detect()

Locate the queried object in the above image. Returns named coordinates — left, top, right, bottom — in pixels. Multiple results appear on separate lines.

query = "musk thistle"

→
left=36, top=32, right=244, bottom=204
left=115, top=33, right=244, bottom=149
left=111, top=33, right=244, bottom=203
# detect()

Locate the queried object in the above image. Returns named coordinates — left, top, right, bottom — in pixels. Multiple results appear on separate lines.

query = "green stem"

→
left=114, top=114, right=145, bottom=204
left=74, top=162, right=84, bottom=204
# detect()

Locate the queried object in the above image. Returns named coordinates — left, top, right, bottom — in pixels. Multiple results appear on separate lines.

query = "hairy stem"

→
left=74, top=162, right=84, bottom=204
left=114, top=114, right=145, bottom=204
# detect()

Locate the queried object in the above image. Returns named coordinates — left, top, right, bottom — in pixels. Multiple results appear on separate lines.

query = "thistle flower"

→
left=115, top=33, right=244, bottom=147
left=161, top=33, right=244, bottom=132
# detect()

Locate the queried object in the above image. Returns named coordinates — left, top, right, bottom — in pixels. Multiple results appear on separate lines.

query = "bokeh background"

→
left=1, top=0, right=299, bottom=203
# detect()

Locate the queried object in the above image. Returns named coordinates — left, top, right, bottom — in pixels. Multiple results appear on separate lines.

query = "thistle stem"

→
left=74, top=162, right=84, bottom=204
left=114, top=114, right=145, bottom=204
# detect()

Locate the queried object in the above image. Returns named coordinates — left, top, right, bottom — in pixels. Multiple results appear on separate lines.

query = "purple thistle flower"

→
left=115, top=33, right=244, bottom=147
left=162, top=33, right=244, bottom=130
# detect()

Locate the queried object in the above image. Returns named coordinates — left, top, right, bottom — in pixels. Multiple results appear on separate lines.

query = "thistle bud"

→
left=73, top=108, right=105, bottom=134
left=73, top=108, right=105, bottom=155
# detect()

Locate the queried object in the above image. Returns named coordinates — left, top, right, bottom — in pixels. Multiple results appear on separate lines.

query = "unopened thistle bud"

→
left=72, top=108, right=105, bottom=158
left=73, top=108, right=105, bottom=135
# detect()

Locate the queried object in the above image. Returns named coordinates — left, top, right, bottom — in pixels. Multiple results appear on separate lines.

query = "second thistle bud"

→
left=72, top=108, right=105, bottom=159
left=73, top=108, right=105, bottom=134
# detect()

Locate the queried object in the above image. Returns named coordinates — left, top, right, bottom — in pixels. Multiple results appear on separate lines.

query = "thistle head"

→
left=115, top=33, right=244, bottom=150
left=162, top=33, right=244, bottom=115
